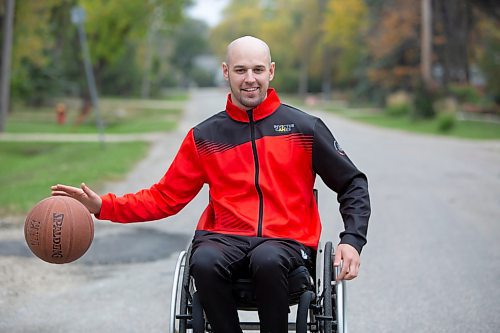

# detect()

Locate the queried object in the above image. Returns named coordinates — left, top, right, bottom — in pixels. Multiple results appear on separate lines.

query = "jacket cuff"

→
left=339, top=234, right=365, bottom=254
left=94, top=194, right=112, bottom=220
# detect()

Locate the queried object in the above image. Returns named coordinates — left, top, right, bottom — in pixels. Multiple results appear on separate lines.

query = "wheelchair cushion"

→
left=232, top=265, right=314, bottom=310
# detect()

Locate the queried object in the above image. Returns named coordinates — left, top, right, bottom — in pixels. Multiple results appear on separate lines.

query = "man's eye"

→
left=235, top=69, right=245, bottom=74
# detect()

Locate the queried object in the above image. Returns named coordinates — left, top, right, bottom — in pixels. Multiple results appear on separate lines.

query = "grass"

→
left=6, top=97, right=185, bottom=134
left=1, top=96, right=188, bottom=218
left=0, top=141, right=149, bottom=216
left=325, top=106, right=500, bottom=140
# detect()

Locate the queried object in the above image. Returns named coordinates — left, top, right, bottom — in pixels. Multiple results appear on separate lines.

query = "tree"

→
left=365, top=0, right=421, bottom=92
left=170, top=18, right=211, bottom=88
left=0, top=0, right=15, bottom=132
left=322, top=0, right=368, bottom=90
left=433, top=0, right=472, bottom=87
left=421, top=0, right=432, bottom=88
left=5, top=0, right=191, bottom=105
left=294, top=0, right=322, bottom=96
left=210, top=0, right=302, bottom=92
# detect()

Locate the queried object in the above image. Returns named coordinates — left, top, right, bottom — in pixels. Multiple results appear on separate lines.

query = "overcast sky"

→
left=186, top=0, right=229, bottom=26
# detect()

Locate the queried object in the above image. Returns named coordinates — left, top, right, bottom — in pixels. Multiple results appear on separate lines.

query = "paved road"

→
left=1, top=88, right=499, bottom=332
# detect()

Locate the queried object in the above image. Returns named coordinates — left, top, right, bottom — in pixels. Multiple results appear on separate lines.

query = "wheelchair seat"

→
left=232, top=265, right=315, bottom=310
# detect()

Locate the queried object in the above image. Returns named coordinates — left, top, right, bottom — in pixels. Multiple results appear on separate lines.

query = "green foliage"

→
left=7, top=0, right=191, bottom=105
left=327, top=107, right=500, bottom=140
left=190, top=67, right=216, bottom=87
left=476, top=19, right=500, bottom=103
left=384, top=103, right=411, bottom=117
left=9, top=0, right=79, bottom=105
left=413, top=82, right=438, bottom=119
left=436, top=111, right=456, bottom=132
left=449, top=84, right=481, bottom=104
left=0, top=141, right=148, bottom=215
left=170, top=18, right=211, bottom=87
left=384, top=90, right=412, bottom=117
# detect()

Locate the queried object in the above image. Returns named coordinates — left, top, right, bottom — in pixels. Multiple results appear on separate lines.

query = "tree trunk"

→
left=421, top=0, right=433, bottom=88
left=0, top=0, right=15, bottom=133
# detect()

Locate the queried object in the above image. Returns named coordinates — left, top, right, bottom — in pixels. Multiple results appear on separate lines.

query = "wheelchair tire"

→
left=297, top=290, right=314, bottom=333
left=323, top=242, right=334, bottom=333
left=178, top=246, right=193, bottom=333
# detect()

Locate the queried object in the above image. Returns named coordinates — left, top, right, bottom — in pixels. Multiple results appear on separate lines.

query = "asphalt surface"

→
left=1, top=88, right=499, bottom=332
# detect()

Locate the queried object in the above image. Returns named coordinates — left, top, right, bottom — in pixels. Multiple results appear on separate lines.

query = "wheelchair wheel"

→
left=170, top=250, right=187, bottom=333
left=178, top=245, right=193, bottom=333
left=322, top=242, right=334, bottom=333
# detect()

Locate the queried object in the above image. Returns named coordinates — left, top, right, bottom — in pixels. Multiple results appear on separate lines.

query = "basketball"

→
left=24, top=196, right=94, bottom=264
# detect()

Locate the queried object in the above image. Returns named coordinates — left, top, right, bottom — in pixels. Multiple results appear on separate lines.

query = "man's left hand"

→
left=334, top=243, right=360, bottom=281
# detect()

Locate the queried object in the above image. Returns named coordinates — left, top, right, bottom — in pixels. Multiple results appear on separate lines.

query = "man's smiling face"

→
left=222, top=36, right=275, bottom=110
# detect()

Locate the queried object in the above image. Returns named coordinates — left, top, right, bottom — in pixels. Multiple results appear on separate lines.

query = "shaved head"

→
left=225, top=36, right=272, bottom=66
left=222, top=36, right=275, bottom=110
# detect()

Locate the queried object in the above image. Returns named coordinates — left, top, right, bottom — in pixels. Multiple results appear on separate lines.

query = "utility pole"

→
left=0, top=0, right=15, bottom=133
left=421, top=0, right=433, bottom=88
left=71, top=6, right=105, bottom=146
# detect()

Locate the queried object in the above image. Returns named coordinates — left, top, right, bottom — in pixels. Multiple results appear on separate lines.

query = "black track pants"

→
left=189, top=231, right=313, bottom=333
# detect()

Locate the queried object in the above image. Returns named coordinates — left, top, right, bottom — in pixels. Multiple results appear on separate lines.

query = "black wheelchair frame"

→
left=169, top=241, right=347, bottom=332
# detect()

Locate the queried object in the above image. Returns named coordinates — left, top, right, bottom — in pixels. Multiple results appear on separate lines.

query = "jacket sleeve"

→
left=96, top=128, right=205, bottom=222
left=312, top=119, right=371, bottom=253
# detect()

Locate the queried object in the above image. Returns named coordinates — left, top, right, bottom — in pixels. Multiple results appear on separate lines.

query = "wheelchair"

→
left=169, top=240, right=348, bottom=332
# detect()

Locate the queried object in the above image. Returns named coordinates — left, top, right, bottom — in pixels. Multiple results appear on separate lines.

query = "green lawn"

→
left=349, top=114, right=500, bottom=139
left=0, top=141, right=149, bottom=215
left=325, top=106, right=500, bottom=140
left=6, top=97, right=185, bottom=134
left=1, top=96, right=187, bottom=218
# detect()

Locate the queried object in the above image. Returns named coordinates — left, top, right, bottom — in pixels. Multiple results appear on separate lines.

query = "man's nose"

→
left=244, top=69, right=256, bottom=82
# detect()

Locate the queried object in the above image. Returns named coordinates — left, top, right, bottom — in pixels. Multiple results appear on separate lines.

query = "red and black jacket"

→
left=97, top=89, right=370, bottom=252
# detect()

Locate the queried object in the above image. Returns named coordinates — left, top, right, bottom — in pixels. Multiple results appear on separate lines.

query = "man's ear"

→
left=222, top=62, right=229, bottom=80
left=269, top=62, right=276, bottom=81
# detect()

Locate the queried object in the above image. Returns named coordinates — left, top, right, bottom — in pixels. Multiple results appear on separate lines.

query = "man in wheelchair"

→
left=51, top=36, right=370, bottom=333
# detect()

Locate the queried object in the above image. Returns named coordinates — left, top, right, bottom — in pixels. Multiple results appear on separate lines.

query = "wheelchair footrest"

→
left=176, top=314, right=192, bottom=319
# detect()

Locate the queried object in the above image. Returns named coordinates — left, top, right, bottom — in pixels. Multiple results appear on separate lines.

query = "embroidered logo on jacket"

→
left=334, top=140, right=346, bottom=156
left=274, top=124, right=295, bottom=133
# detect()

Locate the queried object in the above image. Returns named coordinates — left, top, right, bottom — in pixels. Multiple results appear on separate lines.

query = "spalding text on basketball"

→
left=52, top=213, right=64, bottom=258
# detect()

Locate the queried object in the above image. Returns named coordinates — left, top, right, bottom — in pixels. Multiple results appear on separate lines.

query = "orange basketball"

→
left=24, top=196, right=94, bottom=264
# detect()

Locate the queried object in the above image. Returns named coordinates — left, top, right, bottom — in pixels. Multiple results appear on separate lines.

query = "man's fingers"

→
left=51, top=184, right=83, bottom=196
left=333, top=251, right=342, bottom=267
left=344, top=261, right=360, bottom=280
left=51, top=191, right=73, bottom=197
left=337, top=260, right=349, bottom=281
left=80, top=183, right=96, bottom=198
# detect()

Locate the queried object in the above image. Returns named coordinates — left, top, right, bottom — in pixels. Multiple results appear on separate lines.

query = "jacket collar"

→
left=225, top=88, right=281, bottom=122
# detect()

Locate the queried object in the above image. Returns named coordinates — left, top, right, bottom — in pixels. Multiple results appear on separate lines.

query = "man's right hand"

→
left=51, top=183, right=102, bottom=214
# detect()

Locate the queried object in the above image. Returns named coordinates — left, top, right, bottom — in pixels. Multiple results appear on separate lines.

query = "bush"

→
left=449, top=84, right=481, bottom=104
left=413, top=82, right=438, bottom=119
left=384, top=103, right=411, bottom=117
left=436, top=111, right=456, bottom=132
left=384, top=91, right=412, bottom=117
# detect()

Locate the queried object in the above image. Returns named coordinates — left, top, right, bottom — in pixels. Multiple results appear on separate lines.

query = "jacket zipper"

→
left=248, top=109, right=264, bottom=237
